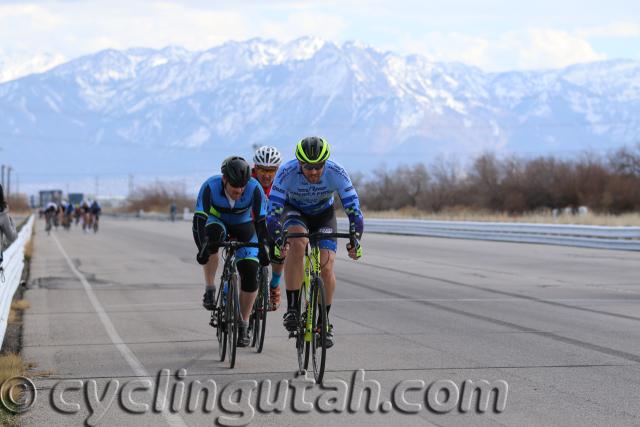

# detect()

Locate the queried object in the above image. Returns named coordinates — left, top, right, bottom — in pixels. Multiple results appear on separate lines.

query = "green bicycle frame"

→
left=303, top=245, right=322, bottom=342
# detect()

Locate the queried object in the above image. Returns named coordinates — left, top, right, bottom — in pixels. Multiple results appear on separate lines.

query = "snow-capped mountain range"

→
left=0, top=52, right=67, bottom=84
left=1, top=37, right=639, bottom=192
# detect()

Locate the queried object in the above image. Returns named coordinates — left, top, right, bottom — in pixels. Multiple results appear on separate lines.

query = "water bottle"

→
left=222, top=280, right=229, bottom=299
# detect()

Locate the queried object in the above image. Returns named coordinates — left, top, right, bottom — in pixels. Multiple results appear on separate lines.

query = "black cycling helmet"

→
left=295, top=137, right=330, bottom=164
left=221, top=156, right=251, bottom=187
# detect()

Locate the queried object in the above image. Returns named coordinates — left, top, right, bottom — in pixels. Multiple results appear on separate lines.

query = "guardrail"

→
left=107, top=211, right=188, bottom=221
left=0, top=215, right=34, bottom=348
left=108, top=211, right=640, bottom=251
left=336, top=218, right=640, bottom=251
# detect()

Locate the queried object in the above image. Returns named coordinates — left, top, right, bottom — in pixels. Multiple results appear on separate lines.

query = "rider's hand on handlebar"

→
left=275, top=242, right=290, bottom=259
left=346, top=239, right=362, bottom=260
left=258, top=240, right=271, bottom=266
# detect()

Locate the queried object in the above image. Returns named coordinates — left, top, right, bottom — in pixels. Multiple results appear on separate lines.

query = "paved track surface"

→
left=21, top=217, right=640, bottom=426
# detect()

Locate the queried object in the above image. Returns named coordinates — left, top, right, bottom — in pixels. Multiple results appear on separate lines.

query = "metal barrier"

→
left=108, top=211, right=640, bottom=251
left=0, top=215, right=34, bottom=347
left=337, top=218, right=640, bottom=251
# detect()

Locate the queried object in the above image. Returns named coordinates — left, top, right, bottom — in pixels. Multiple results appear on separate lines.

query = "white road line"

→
left=333, top=297, right=640, bottom=303
left=103, top=298, right=639, bottom=307
left=52, top=233, right=188, bottom=427
left=105, top=301, right=194, bottom=308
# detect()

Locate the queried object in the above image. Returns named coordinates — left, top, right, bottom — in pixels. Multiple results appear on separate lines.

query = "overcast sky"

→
left=0, top=0, right=639, bottom=71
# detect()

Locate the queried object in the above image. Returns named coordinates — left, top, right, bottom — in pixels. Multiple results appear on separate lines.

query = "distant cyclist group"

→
left=43, top=199, right=102, bottom=234
left=193, top=137, right=364, bottom=369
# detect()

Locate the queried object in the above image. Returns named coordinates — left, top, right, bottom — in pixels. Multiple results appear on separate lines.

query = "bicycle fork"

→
left=303, top=248, right=321, bottom=342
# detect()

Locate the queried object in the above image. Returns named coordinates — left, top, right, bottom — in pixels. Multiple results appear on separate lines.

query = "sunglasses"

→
left=301, top=162, right=325, bottom=171
left=255, top=166, right=278, bottom=173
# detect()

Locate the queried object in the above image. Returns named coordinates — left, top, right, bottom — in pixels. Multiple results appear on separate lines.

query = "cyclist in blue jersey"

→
left=87, top=200, right=101, bottom=232
left=267, top=137, right=364, bottom=348
left=193, top=156, right=271, bottom=347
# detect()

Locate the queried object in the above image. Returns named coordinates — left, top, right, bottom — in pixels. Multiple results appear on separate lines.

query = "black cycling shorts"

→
left=281, top=204, right=338, bottom=252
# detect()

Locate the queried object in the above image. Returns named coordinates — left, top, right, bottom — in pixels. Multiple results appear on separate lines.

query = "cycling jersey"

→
left=193, top=175, right=269, bottom=264
left=90, top=201, right=102, bottom=215
left=195, top=176, right=267, bottom=225
left=268, top=159, right=362, bottom=217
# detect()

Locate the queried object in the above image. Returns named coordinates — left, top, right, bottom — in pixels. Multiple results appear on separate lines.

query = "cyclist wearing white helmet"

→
left=251, top=145, right=284, bottom=311
left=252, top=145, right=282, bottom=196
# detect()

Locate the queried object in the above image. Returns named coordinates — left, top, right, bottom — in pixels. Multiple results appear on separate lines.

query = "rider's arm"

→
left=250, top=182, right=271, bottom=266
left=266, top=168, right=288, bottom=243
left=193, top=180, right=211, bottom=249
left=331, top=162, right=364, bottom=239
left=251, top=183, right=269, bottom=242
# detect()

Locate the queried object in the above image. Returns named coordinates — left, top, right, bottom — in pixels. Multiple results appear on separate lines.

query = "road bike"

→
left=283, top=230, right=357, bottom=384
left=201, top=240, right=263, bottom=368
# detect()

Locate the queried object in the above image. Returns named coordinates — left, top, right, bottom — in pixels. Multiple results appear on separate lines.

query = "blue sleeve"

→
left=330, top=162, right=364, bottom=236
left=251, top=181, right=268, bottom=219
left=194, top=180, right=209, bottom=217
left=331, top=163, right=361, bottom=212
left=268, top=168, right=287, bottom=215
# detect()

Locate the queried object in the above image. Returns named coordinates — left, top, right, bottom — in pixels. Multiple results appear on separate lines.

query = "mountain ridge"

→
left=2, top=37, right=638, bottom=186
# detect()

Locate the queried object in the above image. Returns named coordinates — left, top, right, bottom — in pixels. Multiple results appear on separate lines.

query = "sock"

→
left=240, top=319, right=249, bottom=328
left=319, top=304, right=332, bottom=324
left=270, top=272, right=282, bottom=289
left=287, top=290, right=300, bottom=311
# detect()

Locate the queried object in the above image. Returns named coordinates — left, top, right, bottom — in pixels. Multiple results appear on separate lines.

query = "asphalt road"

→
left=20, top=217, right=640, bottom=426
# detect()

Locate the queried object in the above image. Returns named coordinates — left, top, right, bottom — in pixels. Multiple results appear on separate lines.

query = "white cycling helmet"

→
left=253, top=145, right=282, bottom=168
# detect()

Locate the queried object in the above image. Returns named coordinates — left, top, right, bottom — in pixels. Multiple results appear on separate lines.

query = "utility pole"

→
left=128, top=174, right=134, bottom=196
left=1, top=164, right=5, bottom=189
left=95, top=175, right=100, bottom=199
left=7, top=166, right=12, bottom=199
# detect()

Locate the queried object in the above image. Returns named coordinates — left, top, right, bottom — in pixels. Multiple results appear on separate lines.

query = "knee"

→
left=289, top=237, right=307, bottom=256
left=237, top=259, right=259, bottom=292
left=205, top=223, right=225, bottom=243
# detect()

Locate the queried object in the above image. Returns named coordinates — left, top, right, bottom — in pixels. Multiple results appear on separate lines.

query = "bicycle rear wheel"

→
left=227, top=273, right=239, bottom=369
left=256, top=267, right=269, bottom=353
left=308, top=277, right=327, bottom=384
left=250, top=269, right=263, bottom=348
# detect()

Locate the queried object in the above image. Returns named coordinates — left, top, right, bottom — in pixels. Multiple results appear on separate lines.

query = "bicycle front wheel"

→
left=309, top=276, right=327, bottom=384
left=227, top=273, right=239, bottom=369
left=297, top=287, right=308, bottom=374
left=216, top=284, right=227, bottom=362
